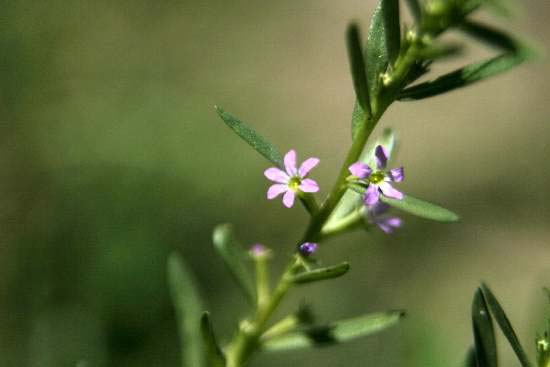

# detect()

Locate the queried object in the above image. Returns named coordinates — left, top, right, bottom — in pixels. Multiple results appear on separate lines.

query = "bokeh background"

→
left=1, top=1, right=549, bottom=366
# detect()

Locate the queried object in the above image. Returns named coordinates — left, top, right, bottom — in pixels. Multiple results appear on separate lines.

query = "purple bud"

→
left=299, top=242, right=318, bottom=256
left=250, top=243, right=268, bottom=257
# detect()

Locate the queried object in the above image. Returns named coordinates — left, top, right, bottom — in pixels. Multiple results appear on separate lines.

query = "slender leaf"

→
left=414, top=42, right=462, bottom=60
left=347, top=23, right=371, bottom=117
left=398, top=50, right=531, bottom=100
left=481, top=283, right=533, bottom=367
left=381, top=194, right=459, bottom=222
left=200, top=312, right=226, bottom=367
left=328, top=128, right=396, bottom=222
left=465, top=346, right=478, bottom=367
left=167, top=253, right=205, bottom=367
left=366, top=0, right=401, bottom=98
left=291, top=262, right=350, bottom=285
left=351, top=100, right=368, bottom=140
left=460, top=20, right=517, bottom=52
left=472, top=288, right=498, bottom=367
left=262, top=311, right=405, bottom=351
left=215, top=106, right=284, bottom=168
left=212, top=224, right=255, bottom=304
left=405, top=0, right=421, bottom=20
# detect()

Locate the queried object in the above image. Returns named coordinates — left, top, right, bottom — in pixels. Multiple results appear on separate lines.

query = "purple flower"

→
left=264, top=150, right=320, bottom=208
left=348, top=145, right=404, bottom=206
left=367, top=202, right=402, bottom=234
left=299, top=242, right=318, bottom=256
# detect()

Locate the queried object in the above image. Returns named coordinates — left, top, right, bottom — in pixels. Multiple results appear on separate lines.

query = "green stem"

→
left=320, top=208, right=365, bottom=239
left=226, top=258, right=301, bottom=367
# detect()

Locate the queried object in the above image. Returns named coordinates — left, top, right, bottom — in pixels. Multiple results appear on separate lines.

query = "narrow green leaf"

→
left=291, top=262, right=350, bottom=285
left=346, top=23, right=371, bottom=117
left=262, top=311, right=405, bottom=351
left=460, top=21, right=517, bottom=52
left=381, top=194, right=459, bottom=222
left=398, top=50, right=531, bottom=100
left=405, top=0, right=421, bottom=20
left=472, top=288, right=498, bottom=367
left=366, top=0, right=401, bottom=98
left=215, top=106, right=284, bottom=168
left=481, top=283, right=533, bottom=367
left=351, top=100, right=368, bottom=140
left=167, top=253, right=205, bottom=367
left=212, top=224, right=255, bottom=304
left=200, top=312, right=226, bottom=367
left=414, top=42, right=462, bottom=60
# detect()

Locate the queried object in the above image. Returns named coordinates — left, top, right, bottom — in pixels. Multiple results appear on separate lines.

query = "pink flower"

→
left=348, top=145, right=404, bottom=206
left=264, top=150, right=320, bottom=208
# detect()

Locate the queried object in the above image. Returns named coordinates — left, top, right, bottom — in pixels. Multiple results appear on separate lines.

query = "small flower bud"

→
left=299, top=242, right=318, bottom=256
left=250, top=243, right=271, bottom=258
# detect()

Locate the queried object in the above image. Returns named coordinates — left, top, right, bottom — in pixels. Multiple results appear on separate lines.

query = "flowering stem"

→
left=227, top=25, right=428, bottom=367
left=226, top=257, right=302, bottom=367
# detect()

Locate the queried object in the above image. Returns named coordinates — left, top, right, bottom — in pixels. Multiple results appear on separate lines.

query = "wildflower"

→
left=299, top=242, right=318, bottom=256
left=366, top=202, right=402, bottom=234
left=264, top=150, right=320, bottom=208
left=348, top=145, right=404, bottom=206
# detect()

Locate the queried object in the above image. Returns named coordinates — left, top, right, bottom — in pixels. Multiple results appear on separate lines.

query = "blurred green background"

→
left=1, top=1, right=549, bottom=366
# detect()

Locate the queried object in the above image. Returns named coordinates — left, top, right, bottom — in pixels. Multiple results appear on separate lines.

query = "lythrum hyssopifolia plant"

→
left=167, top=1, right=543, bottom=366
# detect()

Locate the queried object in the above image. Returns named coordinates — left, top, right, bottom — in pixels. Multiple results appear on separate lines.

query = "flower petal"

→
left=264, top=167, right=289, bottom=183
left=374, top=145, right=389, bottom=170
left=348, top=162, right=372, bottom=179
left=388, top=167, right=404, bottom=182
left=284, top=150, right=297, bottom=176
left=267, top=184, right=288, bottom=199
left=376, top=217, right=402, bottom=234
left=299, top=178, right=319, bottom=193
left=298, top=157, right=320, bottom=177
left=378, top=182, right=404, bottom=200
left=363, top=184, right=380, bottom=206
left=282, top=190, right=296, bottom=208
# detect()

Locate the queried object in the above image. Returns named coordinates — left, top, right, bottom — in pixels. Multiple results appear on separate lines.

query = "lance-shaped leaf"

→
left=398, top=47, right=532, bottom=101
left=291, top=262, right=350, bottom=285
left=460, top=20, right=518, bottom=52
left=366, top=0, right=401, bottom=98
left=200, top=312, right=226, bottom=367
left=381, top=195, right=459, bottom=222
left=351, top=100, right=369, bottom=141
left=261, top=310, right=405, bottom=352
left=215, top=106, right=284, bottom=168
left=212, top=224, right=255, bottom=304
left=472, top=288, right=498, bottom=367
left=481, top=283, right=533, bottom=367
left=167, top=253, right=205, bottom=367
left=347, top=23, right=371, bottom=118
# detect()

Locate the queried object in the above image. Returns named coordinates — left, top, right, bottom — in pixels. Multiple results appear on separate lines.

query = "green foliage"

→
left=366, top=0, right=401, bottom=100
left=215, top=106, right=284, bottom=168
left=200, top=312, right=226, bottom=367
left=212, top=224, right=256, bottom=305
left=167, top=253, right=205, bottom=367
left=346, top=23, right=371, bottom=119
left=481, top=283, right=533, bottom=367
left=381, top=195, right=459, bottom=222
left=472, top=289, right=498, bottom=367
left=261, top=311, right=405, bottom=351
left=398, top=25, right=533, bottom=101
left=290, top=262, right=350, bottom=285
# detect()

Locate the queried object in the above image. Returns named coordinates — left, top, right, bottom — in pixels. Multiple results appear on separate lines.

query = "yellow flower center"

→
left=369, top=171, right=385, bottom=184
left=288, top=177, right=301, bottom=191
